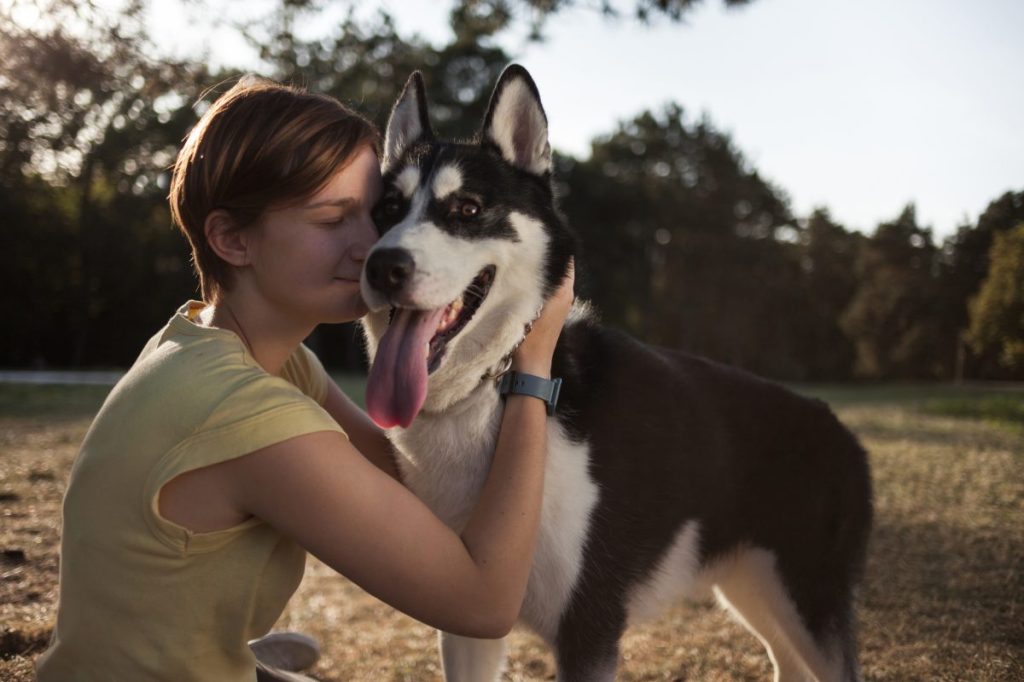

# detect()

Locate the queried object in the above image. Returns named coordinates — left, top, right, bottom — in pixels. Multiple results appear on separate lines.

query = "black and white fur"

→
left=360, top=65, right=873, bottom=682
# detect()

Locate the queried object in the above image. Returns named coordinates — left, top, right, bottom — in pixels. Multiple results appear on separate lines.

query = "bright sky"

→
left=375, top=0, right=1024, bottom=240
left=28, top=0, right=1024, bottom=239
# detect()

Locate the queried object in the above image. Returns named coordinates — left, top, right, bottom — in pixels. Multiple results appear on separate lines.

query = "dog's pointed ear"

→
left=383, top=71, right=433, bottom=168
left=481, top=64, right=552, bottom=176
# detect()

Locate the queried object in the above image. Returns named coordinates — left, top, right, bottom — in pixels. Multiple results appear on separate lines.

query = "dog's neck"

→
left=479, top=319, right=535, bottom=382
left=417, top=338, right=521, bottom=418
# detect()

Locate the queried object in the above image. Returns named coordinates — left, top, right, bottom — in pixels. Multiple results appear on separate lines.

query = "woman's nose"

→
left=349, top=216, right=378, bottom=262
left=351, top=242, right=369, bottom=262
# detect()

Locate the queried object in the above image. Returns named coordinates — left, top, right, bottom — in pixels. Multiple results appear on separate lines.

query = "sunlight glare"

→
left=4, top=0, right=45, bottom=31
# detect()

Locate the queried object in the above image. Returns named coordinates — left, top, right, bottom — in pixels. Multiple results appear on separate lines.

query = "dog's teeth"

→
left=436, top=300, right=461, bottom=334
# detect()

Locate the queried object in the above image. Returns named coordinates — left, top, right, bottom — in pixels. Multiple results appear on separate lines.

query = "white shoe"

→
left=249, top=631, right=321, bottom=672
left=255, top=660, right=319, bottom=682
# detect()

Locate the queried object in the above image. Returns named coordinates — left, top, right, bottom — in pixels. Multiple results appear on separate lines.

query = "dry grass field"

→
left=1, top=381, right=1021, bottom=681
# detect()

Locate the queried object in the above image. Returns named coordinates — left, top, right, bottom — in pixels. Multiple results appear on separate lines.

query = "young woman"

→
left=36, top=76, right=574, bottom=681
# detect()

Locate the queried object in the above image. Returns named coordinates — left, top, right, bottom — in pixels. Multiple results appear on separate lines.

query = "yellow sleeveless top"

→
left=36, top=301, right=346, bottom=681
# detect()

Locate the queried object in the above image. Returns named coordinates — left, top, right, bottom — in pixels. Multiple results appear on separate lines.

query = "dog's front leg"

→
left=439, top=631, right=507, bottom=682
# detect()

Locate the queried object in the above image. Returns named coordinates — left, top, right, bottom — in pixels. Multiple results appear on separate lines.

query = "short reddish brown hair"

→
left=169, top=76, right=380, bottom=302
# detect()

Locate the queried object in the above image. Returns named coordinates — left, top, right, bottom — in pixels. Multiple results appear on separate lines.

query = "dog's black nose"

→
left=366, top=248, right=415, bottom=294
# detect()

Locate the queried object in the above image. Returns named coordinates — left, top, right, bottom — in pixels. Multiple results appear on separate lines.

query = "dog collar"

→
left=498, top=371, right=562, bottom=415
left=480, top=317, right=536, bottom=383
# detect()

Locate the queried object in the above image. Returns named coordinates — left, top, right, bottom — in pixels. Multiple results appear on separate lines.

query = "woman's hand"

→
left=512, top=260, right=575, bottom=378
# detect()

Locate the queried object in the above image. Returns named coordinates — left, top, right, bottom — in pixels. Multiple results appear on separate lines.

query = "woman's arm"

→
left=225, top=407, right=542, bottom=638
left=226, top=266, right=575, bottom=638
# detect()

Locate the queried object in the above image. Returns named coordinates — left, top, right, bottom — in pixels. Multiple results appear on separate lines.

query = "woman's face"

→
left=246, top=145, right=382, bottom=325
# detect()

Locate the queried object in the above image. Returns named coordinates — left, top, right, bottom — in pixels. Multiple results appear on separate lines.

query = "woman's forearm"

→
left=451, top=271, right=572, bottom=630
left=458, top=391, right=549, bottom=630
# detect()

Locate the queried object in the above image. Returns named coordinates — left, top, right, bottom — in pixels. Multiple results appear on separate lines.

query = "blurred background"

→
left=2, top=0, right=1022, bottom=383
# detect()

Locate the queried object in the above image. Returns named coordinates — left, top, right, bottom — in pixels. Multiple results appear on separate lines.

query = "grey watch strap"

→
left=498, top=372, right=562, bottom=415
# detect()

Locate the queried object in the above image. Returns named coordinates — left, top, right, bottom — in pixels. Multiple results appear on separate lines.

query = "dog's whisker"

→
left=463, top=286, right=487, bottom=301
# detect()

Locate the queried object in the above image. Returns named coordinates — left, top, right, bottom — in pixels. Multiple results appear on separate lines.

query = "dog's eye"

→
left=455, top=199, right=480, bottom=218
left=381, top=198, right=402, bottom=217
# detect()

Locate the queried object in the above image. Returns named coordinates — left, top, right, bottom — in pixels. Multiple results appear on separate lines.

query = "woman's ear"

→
left=204, top=209, right=251, bottom=267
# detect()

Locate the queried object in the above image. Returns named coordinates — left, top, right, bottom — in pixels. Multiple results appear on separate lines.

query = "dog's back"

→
left=552, top=316, right=872, bottom=679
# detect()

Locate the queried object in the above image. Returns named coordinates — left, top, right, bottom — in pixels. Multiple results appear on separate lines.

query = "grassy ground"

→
left=1, top=380, right=1021, bottom=680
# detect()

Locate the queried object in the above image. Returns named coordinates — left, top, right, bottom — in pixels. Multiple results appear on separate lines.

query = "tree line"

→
left=2, top=0, right=1021, bottom=380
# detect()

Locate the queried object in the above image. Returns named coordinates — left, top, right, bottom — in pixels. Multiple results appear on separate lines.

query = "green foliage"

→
left=0, top=383, right=113, bottom=419
left=0, top=0, right=210, bottom=366
left=0, top=0, right=1020, bottom=383
left=921, top=395, right=1024, bottom=431
left=840, top=206, right=949, bottom=379
left=946, top=193, right=1024, bottom=377
left=246, top=8, right=513, bottom=138
left=795, top=208, right=863, bottom=379
left=560, top=105, right=811, bottom=377
left=966, top=225, right=1024, bottom=376
left=793, top=382, right=1024, bottom=431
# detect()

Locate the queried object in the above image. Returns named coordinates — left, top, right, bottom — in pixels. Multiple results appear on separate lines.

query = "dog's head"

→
left=360, top=64, right=575, bottom=428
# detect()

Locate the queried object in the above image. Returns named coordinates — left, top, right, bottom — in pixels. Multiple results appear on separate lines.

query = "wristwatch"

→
left=497, top=371, right=563, bottom=416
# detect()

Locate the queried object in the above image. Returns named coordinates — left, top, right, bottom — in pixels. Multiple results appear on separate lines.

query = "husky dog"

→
left=359, top=65, right=872, bottom=682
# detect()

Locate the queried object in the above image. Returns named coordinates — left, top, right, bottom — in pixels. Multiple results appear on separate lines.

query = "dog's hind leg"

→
left=439, top=631, right=506, bottom=682
left=712, top=549, right=847, bottom=682
left=554, top=644, right=618, bottom=682
left=553, top=608, right=624, bottom=682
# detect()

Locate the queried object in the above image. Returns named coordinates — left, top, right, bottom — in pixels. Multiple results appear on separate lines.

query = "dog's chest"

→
left=392, top=397, right=503, bottom=528
left=392, top=395, right=600, bottom=643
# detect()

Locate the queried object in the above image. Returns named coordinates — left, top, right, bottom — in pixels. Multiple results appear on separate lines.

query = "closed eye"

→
left=320, top=214, right=348, bottom=226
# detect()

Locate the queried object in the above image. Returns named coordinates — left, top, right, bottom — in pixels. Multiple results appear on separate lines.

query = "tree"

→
left=966, top=224, right=1024, bottom=377
left=8, top=0, right=995, bottom=385
left=559, top=105, right=811, bottom=379
left=0, top=0, right=208, bottom=366
left=941, top=191, right=1024, bottom=377
left=246, top=7, right=514, bottom=138
left=794, top=208, right=863, bottom=379
left=841, top=205, right=947, bottom=379
left=0, top=0, right=526, bottom=370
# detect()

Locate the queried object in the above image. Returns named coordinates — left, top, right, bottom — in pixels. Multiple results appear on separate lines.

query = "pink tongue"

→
left=366, top=307, right=447, bottom=428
